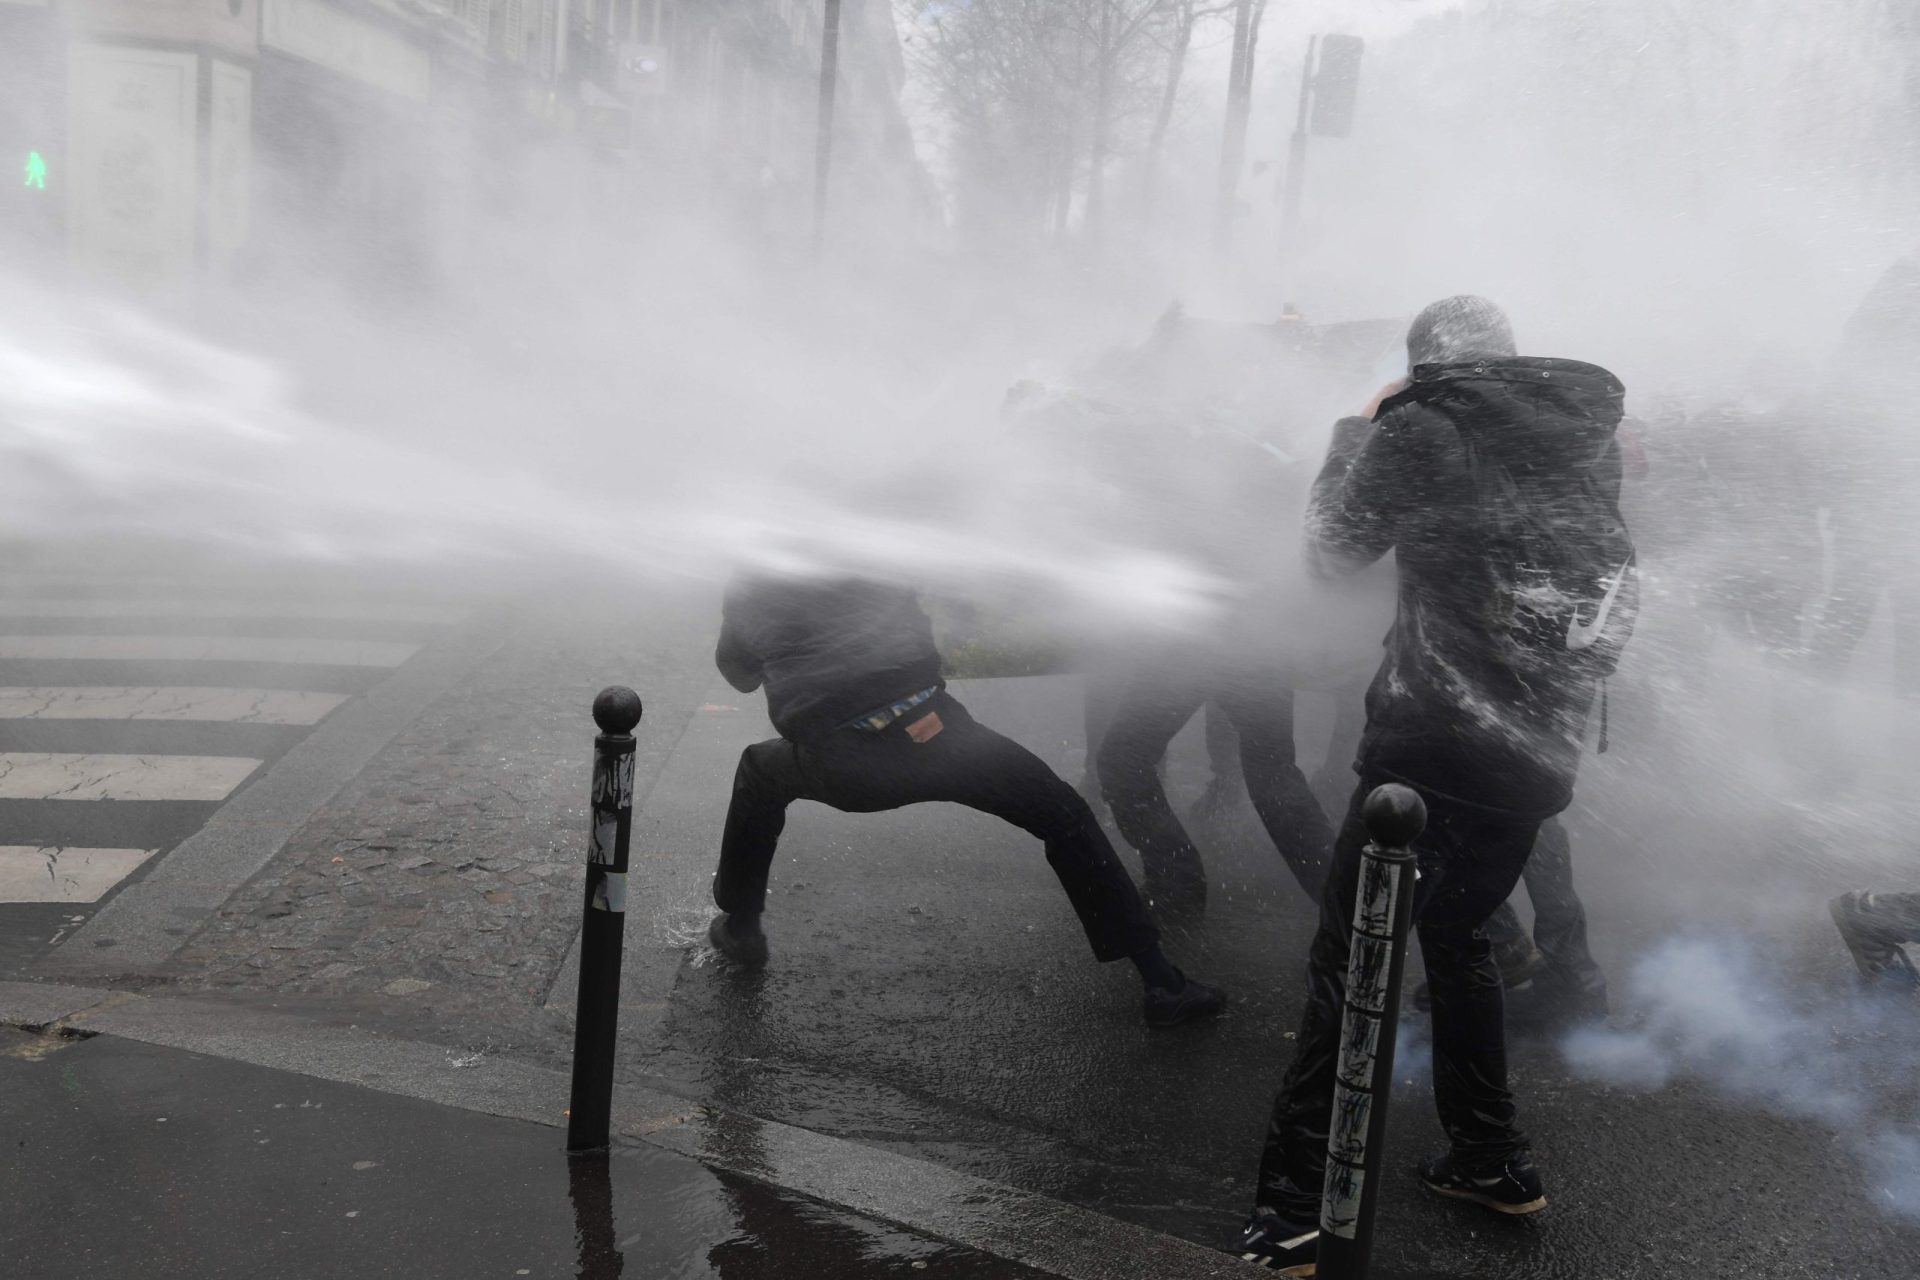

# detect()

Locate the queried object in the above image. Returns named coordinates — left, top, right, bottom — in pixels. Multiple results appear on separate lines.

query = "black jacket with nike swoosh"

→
left=1308, top=358, right=1634, bottom=817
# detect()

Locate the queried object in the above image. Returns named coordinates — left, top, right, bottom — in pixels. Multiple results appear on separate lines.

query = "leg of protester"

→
left=1095, top=666, right=1212, bottom=913
left=1245, top=778, right=1545, bottom=1261
left=712, top=693, right=1223, bottom=1024
left=1216, top=677, right=1334, bottom=901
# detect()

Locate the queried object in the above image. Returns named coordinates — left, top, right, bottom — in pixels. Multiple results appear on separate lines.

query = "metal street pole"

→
left=1276, top=35, right=1317, bottom=298
left=566, top=685, right=643, bottom=1152
left=1211, top=0, right=1255, bottom=255
left=1316, top=782, right=1427, bottom=1280
left=812, top=0, right=843, bottom=260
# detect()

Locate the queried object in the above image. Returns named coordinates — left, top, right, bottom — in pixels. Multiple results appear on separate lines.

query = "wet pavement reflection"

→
left=2, top=1030, right=1047, bottom=1278
left=569, top=1151, right=624, bottom=1279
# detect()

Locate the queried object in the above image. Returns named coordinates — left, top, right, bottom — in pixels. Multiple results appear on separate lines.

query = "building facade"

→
left=0, top=0, right=923, bottom=297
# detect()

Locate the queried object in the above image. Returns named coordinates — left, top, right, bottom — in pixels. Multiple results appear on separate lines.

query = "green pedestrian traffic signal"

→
left=24, top=151, right=47, bottom=190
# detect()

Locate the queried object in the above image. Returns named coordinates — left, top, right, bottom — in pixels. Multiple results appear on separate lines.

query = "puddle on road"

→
left=571, top=1143, right=1042, bottom=1279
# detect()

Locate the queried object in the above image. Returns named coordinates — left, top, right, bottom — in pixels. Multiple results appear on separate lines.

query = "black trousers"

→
left=1481, top=818, right=1605, bottom=992
left=714, top=692, right=1160, bottom=963
left=1095, top=661, right=1332, bottom=900
left=1255, top=776, right=1541, bottom=1222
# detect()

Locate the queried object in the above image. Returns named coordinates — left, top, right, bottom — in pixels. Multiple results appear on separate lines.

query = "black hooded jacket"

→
left=1308, top=357, right=1629, bottom=817
left=716, top=574, right=944, bottom=742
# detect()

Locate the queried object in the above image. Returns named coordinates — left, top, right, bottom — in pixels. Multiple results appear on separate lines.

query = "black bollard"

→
left=567, top=685, right=643, bottom=1152
left=1317, top=782, right=1427, bottom=1280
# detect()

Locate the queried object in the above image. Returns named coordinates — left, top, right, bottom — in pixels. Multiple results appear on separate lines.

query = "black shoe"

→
left=1143, top=972, right=1226, bottom=1028
left=1505, top=976, right=1609, bottom=1035
left=1830, top=892, right=1920, bottom=993
left=1492, top=935, right=1548, bottom=987
left=707, top=912, right=769, bottom=967
left=1236, top=1209, right=1318, bottom=1275
left=1418, top=1151, right=1547, bottom=1215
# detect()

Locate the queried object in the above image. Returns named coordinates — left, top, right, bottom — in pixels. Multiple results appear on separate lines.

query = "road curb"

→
left=0, top=980, right=1244, bottom=1280
left=39, top=621, right=508, bottom=980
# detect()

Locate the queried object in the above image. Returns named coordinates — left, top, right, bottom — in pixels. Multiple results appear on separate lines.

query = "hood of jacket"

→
left=1387, top=357, right=1625, bottom=476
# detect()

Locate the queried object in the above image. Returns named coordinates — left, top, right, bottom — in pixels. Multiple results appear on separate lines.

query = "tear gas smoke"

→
left=1562, top=937, right=1920, bottom=1221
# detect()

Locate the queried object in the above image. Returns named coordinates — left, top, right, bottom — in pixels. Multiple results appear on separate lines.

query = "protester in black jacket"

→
left=707, top=572, right=1226, bottom=1028
left=1239, top=297, right=1635, bottom=1272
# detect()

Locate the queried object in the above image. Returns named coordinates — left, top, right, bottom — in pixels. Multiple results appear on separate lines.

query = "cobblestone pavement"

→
left=162, top=587, right=717, bottom=1064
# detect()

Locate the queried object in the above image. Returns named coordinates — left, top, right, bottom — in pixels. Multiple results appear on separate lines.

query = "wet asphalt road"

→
left=631, top=673, right=1920, bottom=1279
left=0, top=1028, right=1043, bottom=1280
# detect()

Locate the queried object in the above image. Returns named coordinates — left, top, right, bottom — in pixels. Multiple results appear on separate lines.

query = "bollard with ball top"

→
left=1316, top=782, right=1428, bottom=1280
left=567, top=685, right=643, bottom=1153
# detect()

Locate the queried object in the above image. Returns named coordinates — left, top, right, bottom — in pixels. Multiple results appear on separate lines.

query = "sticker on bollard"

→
left=591, top=872, right=626, bottom=914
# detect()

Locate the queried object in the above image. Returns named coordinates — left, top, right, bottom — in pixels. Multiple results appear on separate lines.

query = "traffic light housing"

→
left=0, top=6, right=66, bottom=252
left=1311, top=34, right=1365, bottom=139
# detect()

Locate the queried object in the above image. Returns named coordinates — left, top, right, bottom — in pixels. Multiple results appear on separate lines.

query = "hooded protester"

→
left=706, top=571, right=1226, bottom=1028
left=1237, top=297, right=1637, bottom=1273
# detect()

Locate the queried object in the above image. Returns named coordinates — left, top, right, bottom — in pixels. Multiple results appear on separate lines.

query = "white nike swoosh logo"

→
left=1565, top=559, right=1632, bottom=652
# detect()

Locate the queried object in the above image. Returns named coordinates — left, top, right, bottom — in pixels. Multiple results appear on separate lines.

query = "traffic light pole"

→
left=1212, top=0, right=1256, bottom=255
left=812, top=0, right=843, bottom=260
left=1276, top=36, right=1317, bottom=298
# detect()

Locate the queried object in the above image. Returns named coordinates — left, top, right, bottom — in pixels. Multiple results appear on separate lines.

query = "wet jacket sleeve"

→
left=1305, top=410, right=1428, bottom=577
left=714, top=588, right=765, bottom=693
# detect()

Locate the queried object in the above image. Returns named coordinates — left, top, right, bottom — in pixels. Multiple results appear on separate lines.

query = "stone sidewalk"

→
left=153, top=588, right=721, bottom=1066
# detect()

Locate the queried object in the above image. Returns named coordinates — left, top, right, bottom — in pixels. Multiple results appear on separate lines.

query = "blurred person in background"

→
left=999, top=380, right=1255, bottom=828
left=1238, top=297, right=1637, bottom=1273
left=1810, top=253, right=1920, bottom=726
left=1091, top=417, right=1334, bottom=917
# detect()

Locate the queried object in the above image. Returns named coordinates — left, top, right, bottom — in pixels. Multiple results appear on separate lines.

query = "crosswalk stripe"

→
left=0, top=599, right=465, bottom=624
left=0, top=687, right=348, bottom=725
left=0, top=846, right=157, bottom=903
left=0, top=636, right=419, bottom=667
left=0, top=753, right=261, bottom=802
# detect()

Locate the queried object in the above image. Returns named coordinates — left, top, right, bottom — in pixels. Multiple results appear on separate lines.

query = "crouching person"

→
left=707, top=569, right=1226, bottom=1028
left=1238, top=297, right=1638, bottom=1272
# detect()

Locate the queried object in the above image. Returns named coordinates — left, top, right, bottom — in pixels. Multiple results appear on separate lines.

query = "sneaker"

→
left=1830, top=892, right=1920, bottom=992
left=706, top=912, right=769, bottom=967
left=1143, top=972, right=1226, bottom=1028
left=1418, top=1151, right=1547, bottom=1215
left=1236, top=1209, right=1318, bottom=1275
left=1492, top=935, right=1549, bottom=987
